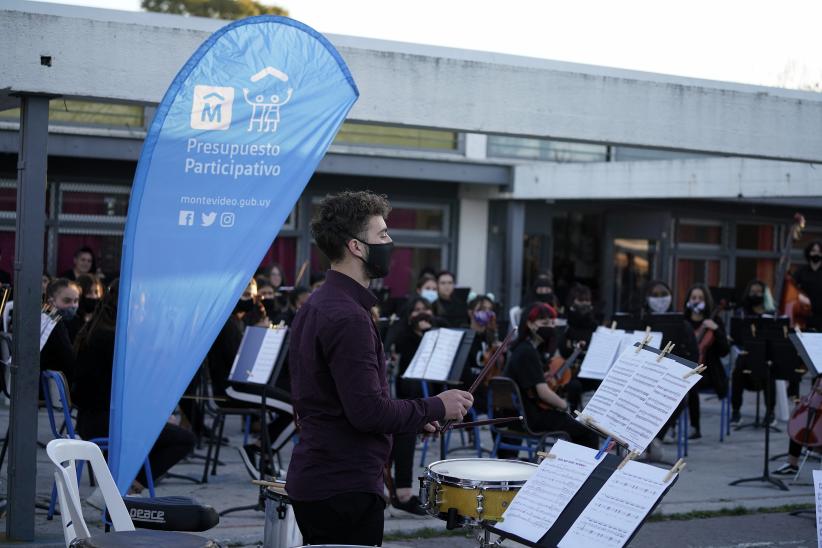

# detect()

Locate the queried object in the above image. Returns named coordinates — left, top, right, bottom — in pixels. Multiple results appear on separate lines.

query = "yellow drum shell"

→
left=420, top=458, right=537, bottom=524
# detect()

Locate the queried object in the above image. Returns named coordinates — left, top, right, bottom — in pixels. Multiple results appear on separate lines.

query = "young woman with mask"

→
left=40, top=278, right=81, bottom=384
left=460, top=294, right=499, bottom=414
left=561, top=284, right=601, bottom=412
left=389, top=296, right=437, bottom=515
left=503, top=303, right=599, bottom=450
left=76, top=274, right=105, bottom=328
left=730, top=279, right=777, bottom=425
left=522, top=275, right=558, bottom=310
left=683, top=284, right=729, bottom=439
left=790, top=240, right=822, bottom=329
left=641, top=280, right=699, bottom=457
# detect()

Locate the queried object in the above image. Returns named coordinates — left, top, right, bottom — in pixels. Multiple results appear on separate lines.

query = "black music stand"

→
left=220, top=326, right=291, bottom=516
left=728, top=317, right=798, bottom=491
left=483, top=451, right=679, bottom=548
left=402, top=328, right=476, bottom=460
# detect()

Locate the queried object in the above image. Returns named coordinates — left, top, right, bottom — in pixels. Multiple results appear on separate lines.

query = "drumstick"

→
left=440, top=329, right=518, bottom=432
left=448, top=416, right=523, bottom=429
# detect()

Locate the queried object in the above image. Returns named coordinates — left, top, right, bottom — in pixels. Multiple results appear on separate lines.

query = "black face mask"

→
left=811, top=255, right=822, bottom=264
left=235, top=298, right=254, bottom=314
left=261, top=298, right=278, bottom=319
left=567, top=308, right=594, bottom=328
left=535, top=326, right=557, bottom=354
left=353, top=237, right=394, bottom=279
left=745, top=294, right=764, bottom=307
left=410, top=312, right=433, bottom=327
left=80, top=298, right=99, bottom=315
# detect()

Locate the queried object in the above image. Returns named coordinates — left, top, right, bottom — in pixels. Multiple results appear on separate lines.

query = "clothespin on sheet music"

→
left=617, top=451, right=638, bottom=470
left=795, top=326, right=803, bottom=338
left=656, top=342, right=675, bottom=362
left=635, top=326, right=653, bottom=353
left=610, top=320, right=618, bottom=331
left=663, top=458, right=687, bottom=483
left=271, top=320, right=285, bottom=329
left=536, top=451, right=556, bottom=462
left=683, top=364, right=707, bottom=379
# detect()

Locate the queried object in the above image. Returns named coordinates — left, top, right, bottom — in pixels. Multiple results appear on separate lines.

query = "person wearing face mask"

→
left=389, top=296, right=438, bottom=515
left=287, top=191, right=473, bottom=546
left=683, top=284, right=729, bottom=440
left=40, top=279, right=81, bottom=385
left=791, top=240, right=822, bottom=330
left=522, top=275, right=559, bottom=310
left=730, top=279, right=777, bottom=426
left=459, top=295, right=499, bottom=415
left=641, top=280, right=699, bottom=457
left=560, top=284, right=601, bottom=412
left=76, top=274, right=105, bottom=328
left=503, top=303, right=599, bottom=450
left=416, top=273, right=439, bottom=306
left=432, top=270, right=468, bottom=328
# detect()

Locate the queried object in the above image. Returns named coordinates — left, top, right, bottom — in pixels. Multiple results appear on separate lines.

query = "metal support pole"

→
left=6, top=94, right=49, bottom=541
left=504, top=201, right=525, bottom=311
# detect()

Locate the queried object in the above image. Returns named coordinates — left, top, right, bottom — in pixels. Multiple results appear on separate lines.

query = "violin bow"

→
left=440, top=328, right=518, bottom=432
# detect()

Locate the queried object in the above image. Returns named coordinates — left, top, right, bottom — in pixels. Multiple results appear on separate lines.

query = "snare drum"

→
left=419, top=458, right=537, bottom=525
left=263, top=486, right=303, bottom=548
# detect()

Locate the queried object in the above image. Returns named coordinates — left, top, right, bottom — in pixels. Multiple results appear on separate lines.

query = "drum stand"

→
left=475, top=525, right=504, bottom=547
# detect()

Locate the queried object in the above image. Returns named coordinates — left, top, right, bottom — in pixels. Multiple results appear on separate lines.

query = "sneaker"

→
left=767, top=415, right=778, bottom=428
left=772, top=463, right=798, bottom=476
left=86, top=487, right=106, bottom=511
left=688, top=429, right=702, bottom=440
left=392, top=495, right=427, bottom=516
left=238, top=445, right=261, bottom=480
left=730, top=410, right=741, bottom=426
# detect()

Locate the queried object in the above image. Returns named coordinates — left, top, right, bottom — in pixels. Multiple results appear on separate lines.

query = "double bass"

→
left=775, top=213, right=811, bottom=328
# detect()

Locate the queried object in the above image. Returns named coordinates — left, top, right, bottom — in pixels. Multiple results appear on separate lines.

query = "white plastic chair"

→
left=47, top=439, right=212, bottom=548
left=47, top=439, right=134, bottom=546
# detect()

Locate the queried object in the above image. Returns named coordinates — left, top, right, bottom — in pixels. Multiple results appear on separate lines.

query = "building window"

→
left=677, top=221, right=723, bottom=246
left=675, top=259, right=721, bottom=306
left=334, top=122, right=458, bottom=151
left=487, top=136, right=607, bottom=163
left=736, top=223, right=774, bottom=251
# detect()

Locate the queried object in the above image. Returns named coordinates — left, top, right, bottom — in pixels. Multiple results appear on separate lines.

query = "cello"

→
left=787, top=376, right=822, bottom=448
left=775, top=213, right=811, bottom=328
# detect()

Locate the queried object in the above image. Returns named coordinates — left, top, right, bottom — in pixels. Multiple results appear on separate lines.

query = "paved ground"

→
left=0, top=382, right=819, bottom=547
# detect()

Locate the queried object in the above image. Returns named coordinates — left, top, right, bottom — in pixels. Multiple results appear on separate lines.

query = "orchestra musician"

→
left=792, top=240, right=822, bottom=330
left=683, top=284, right=729, bottom=440
left=286, top=191, right=473, bottom=546
left=503, top=302, right=598, bottom=450
left=560, top=284, right=600, bottom=412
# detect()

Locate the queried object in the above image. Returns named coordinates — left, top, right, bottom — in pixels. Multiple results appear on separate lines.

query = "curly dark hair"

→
left=311, top=191, right=391, bottom=263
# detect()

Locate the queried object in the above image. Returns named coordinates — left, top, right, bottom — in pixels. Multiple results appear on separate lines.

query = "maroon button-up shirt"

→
left=286, top=269, right=445, bottom=501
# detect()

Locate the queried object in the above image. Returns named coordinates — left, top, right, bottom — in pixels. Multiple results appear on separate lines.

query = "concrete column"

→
left=505, top=201, right=525, bottom=311
left=6, top=94, right=49, bottom=542
left=456, top=195, right=489, bottom=294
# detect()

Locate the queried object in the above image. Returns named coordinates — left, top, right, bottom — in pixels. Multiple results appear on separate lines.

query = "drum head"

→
left=427, top=458, right=536, bottom=487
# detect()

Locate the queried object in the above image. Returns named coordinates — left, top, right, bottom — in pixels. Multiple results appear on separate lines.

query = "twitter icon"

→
left=201, top=212, right=217, bottom=227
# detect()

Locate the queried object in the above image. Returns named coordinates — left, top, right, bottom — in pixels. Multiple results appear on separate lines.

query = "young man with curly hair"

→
left=286, top=190, right=473, bottom=545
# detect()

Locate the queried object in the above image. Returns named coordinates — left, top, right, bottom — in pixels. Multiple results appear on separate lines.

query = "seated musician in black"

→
left=730, top=279, right=777, bottom=426
left=792, top=240, right=822, bottom=330
left=459, top=294, right=499, bottom=415
left=683, top=284, right=729, bottom=440
left=561, top=284, right=600, bottom=412
left=504, top=302, right=598, bottom=449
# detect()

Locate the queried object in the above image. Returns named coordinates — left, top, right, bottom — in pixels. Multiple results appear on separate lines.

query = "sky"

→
left=29, top=0, right=822, bottom=90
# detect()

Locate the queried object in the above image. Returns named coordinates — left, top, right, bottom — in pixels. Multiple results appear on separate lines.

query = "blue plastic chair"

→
left=486, top=376, right=570, bottom=461
left=41, top=371, right=155, bottom=520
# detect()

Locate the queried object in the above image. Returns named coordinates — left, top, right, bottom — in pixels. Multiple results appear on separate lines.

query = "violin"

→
left=787, top=376, right=822, bottom=448
left=694, top=299, right=728, bottom=364
left=479, top=314, right=505, bottom=387
left=544, top=341, right=585, bottom=391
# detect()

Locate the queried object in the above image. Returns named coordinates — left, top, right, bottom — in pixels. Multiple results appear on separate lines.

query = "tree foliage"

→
left=142, top=0, right=287, bottom=20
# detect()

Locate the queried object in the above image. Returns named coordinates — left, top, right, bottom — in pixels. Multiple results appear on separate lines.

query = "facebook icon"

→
left=178, top=210, right=195, bottom=226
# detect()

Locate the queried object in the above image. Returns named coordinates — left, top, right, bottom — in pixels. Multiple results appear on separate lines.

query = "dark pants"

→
left=731, top=365, right=775, bottom=416
left=78, top=411, right=195, bottom=486
left=391, top=380, right=423, bottom=491
left=688, top=390, right=701, bottom=431
left=565, top=378, right=601, bottom=413
left=291, top=492, right=385, bottom=546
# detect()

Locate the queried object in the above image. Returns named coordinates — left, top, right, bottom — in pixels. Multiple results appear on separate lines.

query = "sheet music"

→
left=577, top=329, right=624, bottom=380
left=814, top=470, right=822, bottom=548
left=424, top=328, right=464, bottom=381
left=246, top=328, right=287, bottom=384
left=402, top=329, right=464, bottom=381
left=797, top=332, right=822, bottom=375
left=496, top=440, right=600, bottom=543
left=558, top=460, right=672, bottom=548
left=617, top=330, right=662, bottom=356
left=402, top=330, right=439, bottom=379
left=40, top=313, right=58, bottom=351
left=580, top=348, right=701, bottom=453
